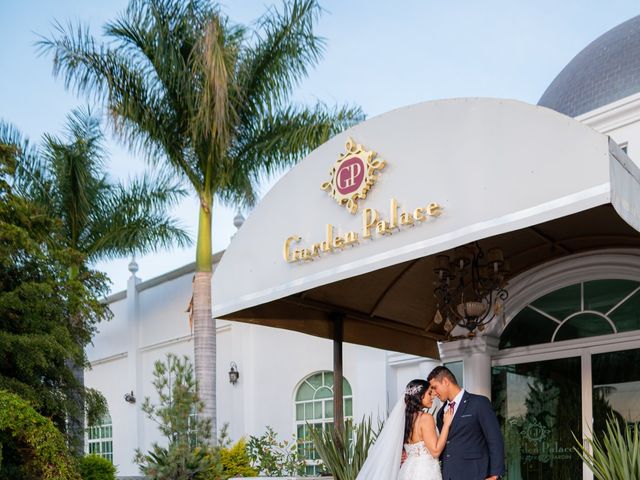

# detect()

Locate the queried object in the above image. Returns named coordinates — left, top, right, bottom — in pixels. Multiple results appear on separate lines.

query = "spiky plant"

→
left=574, top=416, right=640, bottom=480
left=309, top=416, right=381, bottom=480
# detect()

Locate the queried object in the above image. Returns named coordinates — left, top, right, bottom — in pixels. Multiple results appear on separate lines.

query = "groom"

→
left=428, top=366, right=505, bottom=480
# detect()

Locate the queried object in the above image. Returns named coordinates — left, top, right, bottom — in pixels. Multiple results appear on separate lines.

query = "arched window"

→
left=87, top=413, right=113, bottom=462
left=295, top=371, right=352, bottom=475
left=500, top=279, right=640, bottom=349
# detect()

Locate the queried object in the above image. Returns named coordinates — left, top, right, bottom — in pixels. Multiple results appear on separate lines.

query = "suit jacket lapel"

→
left=450, top=391, right=471, bottom=435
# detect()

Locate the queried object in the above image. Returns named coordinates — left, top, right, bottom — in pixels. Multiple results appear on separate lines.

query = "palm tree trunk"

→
left=194, top=195, right=216, bottom=443
left=68, top=263, right=85, bottom=456
left=68, top=361, right=85, bottom=456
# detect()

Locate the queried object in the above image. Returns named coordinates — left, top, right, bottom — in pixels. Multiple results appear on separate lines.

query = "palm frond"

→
left=238, top=0, right=325, bottom=119
left=42, top=107, right=107, bottom=244
left=85, top=214, right=190, bottom=262
left=40, top=18, right=203, bottom=192
left=222, top=102, right=363, bottom=207
left=0, top=120, right=51, bottom=203
left=192, top=14, right=238, bottom=153
left=83, top=169, right=191, bottom=261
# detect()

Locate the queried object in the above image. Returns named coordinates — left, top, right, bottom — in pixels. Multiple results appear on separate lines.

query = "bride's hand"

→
left=442, top=408, right=454, bottom=427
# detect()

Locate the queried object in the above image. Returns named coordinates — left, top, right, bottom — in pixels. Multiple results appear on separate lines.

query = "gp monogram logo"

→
left=321, top=138, right=385, bottom=214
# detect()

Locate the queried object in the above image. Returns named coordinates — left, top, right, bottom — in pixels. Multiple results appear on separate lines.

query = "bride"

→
left=356, top=379, right=453, bottom=480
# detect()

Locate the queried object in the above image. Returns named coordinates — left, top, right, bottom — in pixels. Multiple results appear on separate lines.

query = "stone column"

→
left=464, top=351, right=493, bottom=398
left=439, top=335, right=499, bottom=399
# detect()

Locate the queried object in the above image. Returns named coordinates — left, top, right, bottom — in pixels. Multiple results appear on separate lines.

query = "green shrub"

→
left=246, top=426, right=305, bottom=476
left=78, top=454, right=116, bottom=480
left=574, top=415, right=640, bottom=480
left=0, top=390, right=80, bottom=479
left=220, top=439, right=258, bottom=478
left=134, top=354, right=223, bottom=480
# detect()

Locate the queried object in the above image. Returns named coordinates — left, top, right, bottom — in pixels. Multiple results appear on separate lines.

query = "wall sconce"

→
left=124, top=391, right=136, bottom=404
left=228, top=362, right=240, bottom=385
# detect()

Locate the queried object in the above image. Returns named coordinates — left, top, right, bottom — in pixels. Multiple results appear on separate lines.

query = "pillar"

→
left=126, top=258, right=142, bottom=448
left=439, top=335, right=499, bottom=399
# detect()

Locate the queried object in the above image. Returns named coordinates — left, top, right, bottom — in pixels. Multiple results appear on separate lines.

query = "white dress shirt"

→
left=446, top=388, right=465, bottom=416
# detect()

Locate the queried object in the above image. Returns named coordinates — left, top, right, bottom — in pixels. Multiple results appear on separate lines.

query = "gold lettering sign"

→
left=283, top=198, right=442, bottom=263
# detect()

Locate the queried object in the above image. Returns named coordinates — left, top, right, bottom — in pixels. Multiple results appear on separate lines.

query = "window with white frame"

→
left=87, top=413, right=113, bottom=462
left=295, top=371, right=352, bottom=475
left=500, top=279, right=640, bottom=349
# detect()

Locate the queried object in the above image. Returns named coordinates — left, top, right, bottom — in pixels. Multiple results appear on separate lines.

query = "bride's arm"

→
left=420, top=413, right=452, bottom=458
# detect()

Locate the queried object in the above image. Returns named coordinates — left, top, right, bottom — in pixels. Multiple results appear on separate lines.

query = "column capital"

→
left=438, top=335, right=500, bottom=361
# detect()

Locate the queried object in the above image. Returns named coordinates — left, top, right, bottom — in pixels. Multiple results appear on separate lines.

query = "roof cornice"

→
left=577, top=91, right=640, bottom=134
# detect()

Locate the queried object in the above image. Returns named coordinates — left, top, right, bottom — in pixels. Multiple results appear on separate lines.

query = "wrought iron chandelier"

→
left=432, top=242, right=509, bottom=336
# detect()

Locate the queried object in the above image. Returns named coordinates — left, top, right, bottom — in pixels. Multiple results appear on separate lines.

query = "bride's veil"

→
left=355, top=397, right=405, bottom=480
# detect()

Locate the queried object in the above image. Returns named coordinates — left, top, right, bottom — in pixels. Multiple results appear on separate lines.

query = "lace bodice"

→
left=404, top=441, right=431, bottom=457
left=399, top=441, right=442, bottom=480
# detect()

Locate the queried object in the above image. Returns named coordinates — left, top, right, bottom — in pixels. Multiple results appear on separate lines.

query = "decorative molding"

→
left=91, top=322, right=228, bottom=361
left=139, top=334, right=193, bottom=353
left=104, top=290, right=127, bottom=303
left=138, top=251, right=225, bottom=293
left=577, top=91, right=640, bottom=134
left=104, top=250, right=225, bottom=301
left=439, top=335, right=500, bottom=361
left=386, top=352, right=424, bottom=366
left=217, top=323, right=232, bottom=334
left=492, top=329, right=640, bottom=364
left=89, top=351, right=127, bottom=367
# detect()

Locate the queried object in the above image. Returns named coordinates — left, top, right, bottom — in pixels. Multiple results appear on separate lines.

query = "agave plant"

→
left=574, top=416, right=640, bottom=480
left=309, top=417, right=381, bottom=480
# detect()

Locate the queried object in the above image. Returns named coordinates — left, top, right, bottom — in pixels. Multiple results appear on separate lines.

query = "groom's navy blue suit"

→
left=436, top=391, right=505, bottom=480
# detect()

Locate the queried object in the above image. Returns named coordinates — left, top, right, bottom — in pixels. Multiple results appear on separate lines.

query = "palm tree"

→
left=40, top=0, right=364, bottom=439
left=0, top=107, right=190, bottom=453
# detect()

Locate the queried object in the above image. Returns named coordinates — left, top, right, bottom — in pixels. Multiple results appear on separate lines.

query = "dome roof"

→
left=538, top=15, right=640, bottom=117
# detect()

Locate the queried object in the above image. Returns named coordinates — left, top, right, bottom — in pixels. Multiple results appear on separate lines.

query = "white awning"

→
left=212, top=98, right=640, bottom=356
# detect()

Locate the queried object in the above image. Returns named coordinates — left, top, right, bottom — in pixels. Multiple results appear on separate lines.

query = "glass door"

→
left=492, top=357, right=583, bottom=479
left=592, top=348, right=640, bottom=437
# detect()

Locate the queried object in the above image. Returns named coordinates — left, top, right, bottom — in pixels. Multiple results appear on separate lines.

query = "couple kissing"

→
left=356, top=366, right=505, bottom=480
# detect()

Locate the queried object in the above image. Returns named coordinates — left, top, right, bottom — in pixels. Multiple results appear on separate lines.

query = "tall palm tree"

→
left=0, top=107, right=190, bottom=453
left=40, top=0, right=364, bottom=438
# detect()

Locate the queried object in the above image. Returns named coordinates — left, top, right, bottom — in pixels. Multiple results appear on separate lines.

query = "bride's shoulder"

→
left=417, top=411, right=436, bottom=424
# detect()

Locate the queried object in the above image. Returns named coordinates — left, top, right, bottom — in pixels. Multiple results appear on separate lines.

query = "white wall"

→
left=138, top=274, right=193, bottom=347
left=87, top=267, right=414, bottom=478
left=217, top=320, right=389, bottom=441
left=85, top=355, right=136, bottom=475
left=87, top=297, right=127, bottom=362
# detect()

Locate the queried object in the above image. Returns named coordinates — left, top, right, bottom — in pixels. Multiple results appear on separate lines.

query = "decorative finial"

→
left=233, top=211, right=245, bottom=230
left=128, top=256, right=139, bottom=275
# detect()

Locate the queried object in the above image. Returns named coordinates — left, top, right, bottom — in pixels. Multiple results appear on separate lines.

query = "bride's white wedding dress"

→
left=399, top=440, right=442, bottom=480
left=355, top=398, right=443, bottom=480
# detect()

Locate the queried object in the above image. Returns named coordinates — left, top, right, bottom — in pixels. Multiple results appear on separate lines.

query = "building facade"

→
left=87, top=16, right=640, bottom=480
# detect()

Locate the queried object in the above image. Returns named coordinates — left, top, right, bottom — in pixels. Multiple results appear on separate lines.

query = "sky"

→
left=1, top=0, right=639, bottom=293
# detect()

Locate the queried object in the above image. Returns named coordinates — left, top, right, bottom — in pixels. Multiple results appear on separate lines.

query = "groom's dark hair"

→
left=427, top=366, right=459, bottom=385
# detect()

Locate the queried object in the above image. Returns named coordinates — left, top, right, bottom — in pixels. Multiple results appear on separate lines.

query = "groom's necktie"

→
left=448, top=401, right=456, bottom=414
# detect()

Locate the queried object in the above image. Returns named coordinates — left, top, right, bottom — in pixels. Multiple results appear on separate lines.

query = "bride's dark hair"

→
left=403, top=379, right=430, bottom=444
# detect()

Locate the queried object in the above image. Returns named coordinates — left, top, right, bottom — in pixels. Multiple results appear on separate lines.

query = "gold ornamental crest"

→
left=320, top=138, right=385, bottom=214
